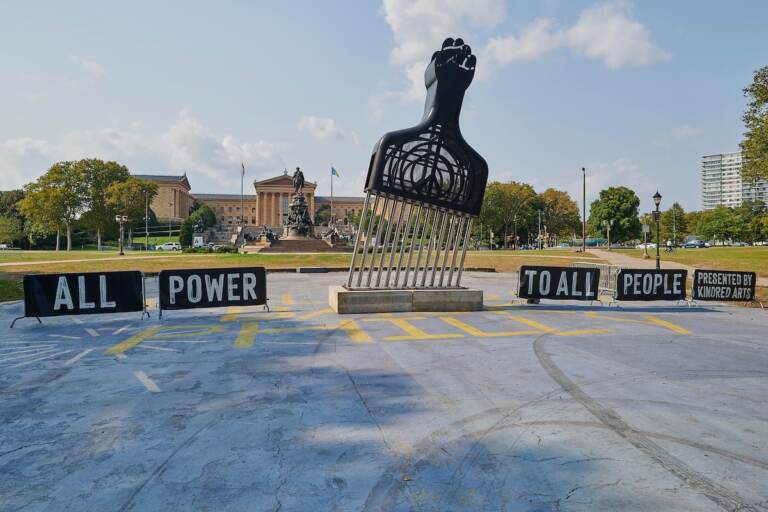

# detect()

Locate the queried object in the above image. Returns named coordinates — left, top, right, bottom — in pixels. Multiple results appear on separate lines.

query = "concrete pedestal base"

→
left=329, top=285, right=483, bottom=314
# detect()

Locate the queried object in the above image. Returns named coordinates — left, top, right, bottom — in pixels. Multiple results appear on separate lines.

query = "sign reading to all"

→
left=692, top=270, right=756, bottom=301
left=159, top=267, right=267, bottom=311
left=615, top=269, right=687, bottom=301
left=518, top=266, right=600, bottom=301
left=23, top=271, right=144, bottom=317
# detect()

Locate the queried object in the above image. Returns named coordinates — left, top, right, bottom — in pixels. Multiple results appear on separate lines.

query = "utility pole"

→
left=672, top=206, right=676, bottom=247
left=581, top=167, right=586, bottom=252
left=537, top=209, right=542, bottom=250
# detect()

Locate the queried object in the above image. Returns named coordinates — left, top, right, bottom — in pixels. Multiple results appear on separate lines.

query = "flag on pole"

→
left=331, top=166, right=340, bottom=178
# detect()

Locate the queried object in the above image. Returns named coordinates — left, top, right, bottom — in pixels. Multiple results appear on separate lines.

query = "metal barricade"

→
left=571, top=261, right=621, bottom=298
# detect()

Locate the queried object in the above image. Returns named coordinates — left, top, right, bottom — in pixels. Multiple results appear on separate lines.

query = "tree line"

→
left=0, top=159, right=158, bottom=250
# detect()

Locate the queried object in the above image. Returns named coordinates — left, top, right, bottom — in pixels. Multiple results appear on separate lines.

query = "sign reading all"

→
left=159, top=267, right=266, bottom=311
left=23, top=271, right=144, bottom=317
left=692, top=270, right=756, bottom=301
left=615, top=269, right=687, bottom=301
left=518, top=266, right=600, bottom=301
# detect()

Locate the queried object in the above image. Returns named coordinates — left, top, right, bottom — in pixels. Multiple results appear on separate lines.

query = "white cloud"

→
left=297, top=115, right=359, bottom=144
left=484, top=2, right=668, bottom=71
left=380, top=0, right=506, bottom=101
left=376, top=0, right=668, bottom=109
left=0, top=110, right=284, bottom=190
left=69, top=55, right=104, bottom=78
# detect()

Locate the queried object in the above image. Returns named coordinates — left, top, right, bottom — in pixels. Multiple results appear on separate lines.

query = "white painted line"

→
left=0, top=348, right=58, bottom=363
left=133, top=371, right=160, bottom=393
left=11, top=350, right=72, bottom=368
left=85, top=328, right=99, bottom=337
left=71, top=318, right=84, bottom=325
left=112, top=324, right=133, bottom=335
left=140, top=344, right=178, bottom=352
left=0, top=344, right=56, bottom=351
left=49, top=334, right=80, bottom=340
left=64, top=348, right=94, bottom=366
left=0, top=347, right=56, bottom=356
left=115, top=353, right=127, bottom=360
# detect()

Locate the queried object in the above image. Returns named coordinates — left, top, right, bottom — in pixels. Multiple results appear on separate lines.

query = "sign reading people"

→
left=518, top=266, right=600, bottom=301
left=158, top=267, right=266, bottom=312
left=23, top=271, right=144, bottom=317
left=615, top=269, right=687, bottom=301
left=692, top=270, right=756, bottom=301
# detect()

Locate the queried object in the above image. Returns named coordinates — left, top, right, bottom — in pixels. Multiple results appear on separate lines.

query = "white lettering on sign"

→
left=556, top=273, right=568, bottom=296
left=540, top=271, right=551, bottom=295
left=227, top=273, right=240, bottom=301
left=525, top=269, right=537, bottom=295
left=522, top=269, right=595, bottom=298
left=585, top=272, right=593, bottom=297
left=243, top=273, right=258, bottom=300
left=78, top=276, right=95, bottom=309
left=622, top=272, right=684, bottom=296
left=188, top=275, right=202, bottom=303
left=54, top=276, right=74, bottom=311
left=99, top=275, right=116, bottom=308
left=205, top=274, right=225, bottom=302
left=169, top=276, right=184, bottom=305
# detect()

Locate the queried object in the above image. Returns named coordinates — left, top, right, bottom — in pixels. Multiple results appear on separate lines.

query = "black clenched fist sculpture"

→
left=365, top=37, right=488, bottom=215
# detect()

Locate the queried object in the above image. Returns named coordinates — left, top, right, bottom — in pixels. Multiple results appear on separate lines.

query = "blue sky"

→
left=1, top=1, right=766, bottom=212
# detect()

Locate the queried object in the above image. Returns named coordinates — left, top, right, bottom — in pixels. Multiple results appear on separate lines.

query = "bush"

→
left=182, top=247, right=213, bottom=254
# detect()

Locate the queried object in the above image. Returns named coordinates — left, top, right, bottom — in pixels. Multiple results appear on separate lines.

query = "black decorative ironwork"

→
left=364, top=37, right=488, bottom=215
left=347, top=38, right=487, bottom=290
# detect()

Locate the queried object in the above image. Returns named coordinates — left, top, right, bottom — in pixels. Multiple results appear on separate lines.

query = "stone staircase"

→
left=258, top=238, right=351, bottom=253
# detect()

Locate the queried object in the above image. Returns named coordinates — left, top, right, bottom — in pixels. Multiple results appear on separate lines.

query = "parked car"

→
left=0, top=243, right=10, bottom=250
left=635, top=242, right=657, bottom=249
left=156, top=242, right=181, bottom=251
left=683, top=240, right=707, bottom=249
left=731, top=241, right=749, bottom=247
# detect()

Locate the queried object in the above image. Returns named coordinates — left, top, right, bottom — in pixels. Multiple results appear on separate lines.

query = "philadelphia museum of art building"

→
left=134, top=172, right=365, bottom=228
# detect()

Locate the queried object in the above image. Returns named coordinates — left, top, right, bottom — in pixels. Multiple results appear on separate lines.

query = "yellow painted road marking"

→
left=504, top=315, right=559, bottom=333
left=363, top=317, right=462, bottom=341
left=439, top=316, right=539, bottom=338
left=584, top=312, right=691, bottom=335
left=642, top=315, right=692, bottom=335
left=106, top=326, right=163, bottom=355
left=233, top=319, right=372, bottom=348
left=221, top=306, right=243, bottom=322
left=298, top=308, right=333, bottom=321
left=281, top=294, right=294, bottom=306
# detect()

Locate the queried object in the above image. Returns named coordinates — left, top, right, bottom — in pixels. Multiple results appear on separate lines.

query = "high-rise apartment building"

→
left=701, top=152, right=767, bottom=210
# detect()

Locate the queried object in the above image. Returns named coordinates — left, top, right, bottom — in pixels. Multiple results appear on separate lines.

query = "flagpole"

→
left=331, top=167, right=334, bottom=227
left=240, top=163, right=244, bottom=227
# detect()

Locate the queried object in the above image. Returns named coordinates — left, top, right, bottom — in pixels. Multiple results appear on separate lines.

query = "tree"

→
left=19, top=163, right=88, bottom=250
left=696, top=207, right=742, bottom=243
left=660, top=202, right=688, bottom=245
left=588, top=186, right=641, bottom=242
left=0, top=190, right=25, bottom=246
left=734, top=200, right=767, bottom=243
left=179, top=204, right=216, bottom=246
left=740, top=65, right=768, bottom=183
left=479, top=181, right=538, bottom=248
left=105, top=178, right=159, bottom=230
left=80, top=159, right=131, bottom=250
left=538, top=188, right=580, bottom=241
left=315, top=204, right=331, bottom=226
left=0, top=216, right=22, bottom=244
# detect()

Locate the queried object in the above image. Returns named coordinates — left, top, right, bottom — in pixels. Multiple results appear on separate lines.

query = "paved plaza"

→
left=1, top=272, right=766, bottom=511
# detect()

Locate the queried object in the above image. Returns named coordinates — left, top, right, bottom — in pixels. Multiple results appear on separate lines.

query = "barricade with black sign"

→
left=158, top=267, right=267, bottom=317
left=518, top=265, right=600, bottom=301
left=12, top=271, right=146, bottom=327
left=692, top=269, right=756, bottom=302
left=615, top=269, right=687, bottom=301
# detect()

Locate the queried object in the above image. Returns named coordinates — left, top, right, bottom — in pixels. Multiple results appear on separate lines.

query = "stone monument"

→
left=284, top=167, right=314, bottom=239
left=330, top=37, right=488, bottom=313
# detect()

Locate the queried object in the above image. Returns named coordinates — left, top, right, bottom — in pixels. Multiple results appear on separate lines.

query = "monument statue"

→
left=292, top=167, right=305, bottom=195
left=346, top=37, right=488, bottom=291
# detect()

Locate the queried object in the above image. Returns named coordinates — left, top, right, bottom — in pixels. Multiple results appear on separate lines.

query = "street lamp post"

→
left=602, top=219, right=614, bottom=250
left=115, top=215, right=128, bottom=256
left=582, top=167, right=586, bottom=253
left=653, top=191, right=662, bottom=269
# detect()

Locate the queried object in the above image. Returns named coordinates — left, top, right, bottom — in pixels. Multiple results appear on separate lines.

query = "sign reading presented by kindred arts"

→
left=615, top=269, right=687, bottom=301
left=692, top=269, right=756, bottom=301
left=518, top=266, right=600, bottom=301
left=158, top=267, right=266, bottom=311
left=23, top=271, right=144, bottom=317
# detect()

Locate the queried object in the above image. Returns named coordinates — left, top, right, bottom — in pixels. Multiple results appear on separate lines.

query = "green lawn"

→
left=615, top=247, right=768, bottom=276
left=0, top=279, right=23, bottom=301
